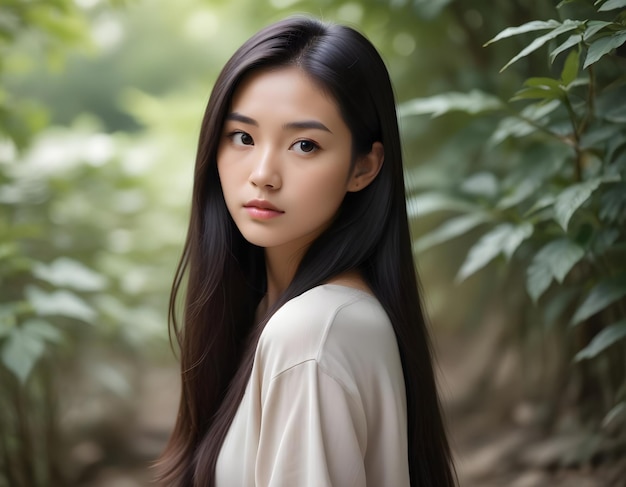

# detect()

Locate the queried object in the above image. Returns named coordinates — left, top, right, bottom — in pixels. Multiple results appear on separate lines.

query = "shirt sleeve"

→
left=255, top=359, right=368, bottom=487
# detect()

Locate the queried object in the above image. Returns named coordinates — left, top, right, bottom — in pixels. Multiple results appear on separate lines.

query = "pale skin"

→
left=217, top=67, right=384, bottom=316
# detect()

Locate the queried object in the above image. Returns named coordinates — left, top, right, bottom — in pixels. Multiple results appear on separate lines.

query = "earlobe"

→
left=348, top=141, right=384, bottom=192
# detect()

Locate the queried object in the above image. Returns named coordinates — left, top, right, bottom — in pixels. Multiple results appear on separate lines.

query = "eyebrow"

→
left=226, top=112, right=332, bottom=133
left=226, top=112, right=258, bottom=126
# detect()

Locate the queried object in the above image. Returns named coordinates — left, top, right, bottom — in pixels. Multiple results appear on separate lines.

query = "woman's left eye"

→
left=290, top=140, right=319, bottom=154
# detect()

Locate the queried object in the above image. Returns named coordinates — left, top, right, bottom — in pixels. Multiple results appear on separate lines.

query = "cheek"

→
left=297, top=169, right=349, bottom=212
left=217, top=155, right=238, bottom=198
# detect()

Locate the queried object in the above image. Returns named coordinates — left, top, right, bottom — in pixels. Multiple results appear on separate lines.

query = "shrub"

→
left=403, top=0, right=626, bottom=440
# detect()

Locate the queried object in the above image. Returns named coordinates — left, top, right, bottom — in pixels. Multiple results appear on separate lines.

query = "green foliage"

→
left=575, top=318, right=626, bottom=360
left=1, top=4, right=95, bottom=484
left=405, top=0, right=626, bottom=432
left=0, top=0, right=92, bottom=149
left=2, top=0, right=623, bottom=482
left=1, top=19, right=198, bottom=481
left=0, top=118, right=189, bottom=483
left=485, top=19, right=586, bottom=72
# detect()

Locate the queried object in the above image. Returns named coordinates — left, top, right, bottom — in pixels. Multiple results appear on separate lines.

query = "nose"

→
left=248, top=148, right=281, bottom=190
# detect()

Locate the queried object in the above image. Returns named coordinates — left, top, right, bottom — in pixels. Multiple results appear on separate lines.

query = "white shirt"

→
left=215, top=284, right=409, bottom=487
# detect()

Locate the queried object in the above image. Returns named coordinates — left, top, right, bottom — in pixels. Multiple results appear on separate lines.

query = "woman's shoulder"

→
left=256, top=284, right=398, bottom=381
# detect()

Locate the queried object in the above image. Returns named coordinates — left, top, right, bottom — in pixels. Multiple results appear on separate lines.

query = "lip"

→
left=244, top=199, right=284, bottom=219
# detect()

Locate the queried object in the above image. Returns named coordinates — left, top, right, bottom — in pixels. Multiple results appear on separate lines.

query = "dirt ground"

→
left=79, top=327, right=625, bottom=487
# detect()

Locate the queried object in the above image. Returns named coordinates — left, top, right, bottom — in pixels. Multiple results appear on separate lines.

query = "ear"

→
left=347, top=141, right=384, bottom=192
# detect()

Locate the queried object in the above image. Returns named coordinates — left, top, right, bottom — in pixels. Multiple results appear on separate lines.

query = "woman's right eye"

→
left=229, top=131, right=254, bottom=146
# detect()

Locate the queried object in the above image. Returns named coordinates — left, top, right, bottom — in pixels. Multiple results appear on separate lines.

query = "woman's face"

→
left=217, top=67, right=356, bottom=259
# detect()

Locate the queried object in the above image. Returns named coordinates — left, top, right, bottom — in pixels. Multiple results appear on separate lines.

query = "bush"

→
left=403, top=0, right=626, bottom=442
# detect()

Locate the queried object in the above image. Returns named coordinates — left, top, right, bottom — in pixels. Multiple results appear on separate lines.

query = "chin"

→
left=237, top=232, right=280, bottom=248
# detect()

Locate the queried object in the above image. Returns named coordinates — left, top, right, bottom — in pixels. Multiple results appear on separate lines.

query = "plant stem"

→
left=563, top=95, right=583, bottom=181
left=505, top=106, right=572, bottom=145
left=0, top=368, right=19, bottom=487
left=14, top=377, right=35, bottom=487
left=584, top=64, right=596, bottom=133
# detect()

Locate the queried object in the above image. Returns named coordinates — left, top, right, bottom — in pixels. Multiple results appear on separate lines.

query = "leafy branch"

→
left=403, top=0, right=626, bottom=434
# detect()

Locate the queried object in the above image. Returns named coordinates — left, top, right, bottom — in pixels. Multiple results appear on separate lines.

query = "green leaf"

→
left=571, top=275, right=626, bottom=325
left=574, top=320, right=626, bottom=361
left=524, top=77, right=564, bottom=89
left=605, top=100, right=626, bottom=123
left=541, top=238, right=585, bottom=280
left=414, top=213, right=491, bottom=253
left=33, top=257, right=107, bottom=291
left=497, top=179, right=539, bottom=209
left=580, top=124, right=621, bottom=150
left=591, top=228, right=620, bottom=255
left=525, top=194, right=557, bottom=216
left=407, top=192, right=478, bottom=218
left=554, top=178, right=603, bottom=230
left=456, top=222, right=533, bottom=282
left=550, top=34, right=583, bottom=63
left=527, top=259, right=553, bottom=303
left=598, top=0, right=626, bottom=11
left=602, top=401, right=626, bottom=430
left=1, top=326, right=44, bottom=383
left=398, top=90, right=503, bottom=118
left=490, top=117, right=535, bottom=145
left=483, top=20, right=561, bottom=46
left=460, top=172, right=499, bottom=197
left=551, top=243, right=586, bottom=283
left=21, top=319, right=62, bottom=343
left=499, top=20, right=585, bottom=72
left=499, top=223, right=534, bottom=257
left=511, top=87, right=564, bottom=101
left=599, top=184, right=626, bottom=223
left=583, top=21, right=613, bottom=41
left=407, top=191, right=478, bottom=217
left=491, top=99, right=561, bottom=145
left=584, top=31, right=626, bottom=69
left=521, top=99, right=563, bottom=120
left=526, top=239, right=585, bottom=302
left=561, top=49, right=580, bottom=86
left=25, top=285, right=96, bottom=322
left=0, top=319, right=61, bottom=384
left=543, top=288, right=580, bottom=328
left=2, top=338, right=43, bottom=384
left=0, top=307, right=17, bottom=338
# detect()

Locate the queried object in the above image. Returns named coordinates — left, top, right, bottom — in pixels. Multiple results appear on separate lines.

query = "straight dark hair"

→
left=157, top=16, right=456, bottom=487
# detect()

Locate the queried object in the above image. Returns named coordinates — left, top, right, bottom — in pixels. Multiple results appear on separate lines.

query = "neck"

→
left=259, top=244, right=371, bottom=321
left=263, top=246, right=303, bottom=308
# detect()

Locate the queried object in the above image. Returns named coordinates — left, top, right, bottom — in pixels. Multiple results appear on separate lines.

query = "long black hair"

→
left=157, top=16, right=456, bottom=487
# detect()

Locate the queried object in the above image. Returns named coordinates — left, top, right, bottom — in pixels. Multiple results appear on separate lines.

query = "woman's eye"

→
left=291, top=140, right=319, bottom=154
left=229, top=131, right=254, bottom=146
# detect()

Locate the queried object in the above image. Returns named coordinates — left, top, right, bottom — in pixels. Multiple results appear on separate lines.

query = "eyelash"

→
left=226, top=131, right=321, bottom=154
left=227, top=131, right=254, bottom=146
left=291, top=139, right=320, bottom=154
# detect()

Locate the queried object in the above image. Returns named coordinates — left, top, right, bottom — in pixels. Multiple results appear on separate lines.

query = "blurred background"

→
left=1, top=0, right=625, bottom=486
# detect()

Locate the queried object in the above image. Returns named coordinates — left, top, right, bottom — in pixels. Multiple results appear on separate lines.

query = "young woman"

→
left=158, top=16, right=456, bottom=487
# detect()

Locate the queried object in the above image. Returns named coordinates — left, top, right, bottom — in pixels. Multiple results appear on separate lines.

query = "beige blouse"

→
left=215, top=284, right=409, bottom=487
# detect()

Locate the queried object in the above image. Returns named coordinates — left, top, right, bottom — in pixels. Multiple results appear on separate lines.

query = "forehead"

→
left=228, top=67, right=343, bottom=124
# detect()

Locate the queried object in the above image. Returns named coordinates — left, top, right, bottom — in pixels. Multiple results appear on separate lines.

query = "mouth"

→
left=244, top=199, right=284, bottom=212
left=243, top=199, right=284, bottom=219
